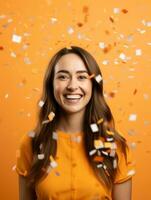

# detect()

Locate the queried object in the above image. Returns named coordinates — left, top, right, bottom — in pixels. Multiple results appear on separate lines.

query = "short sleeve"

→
left=15, top=134, right=33, bottom=177
left=114, top=138, right=136, bottom=184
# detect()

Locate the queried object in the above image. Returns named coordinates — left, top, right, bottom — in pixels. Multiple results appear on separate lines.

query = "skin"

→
left=19, top=53, right=132, bottom=199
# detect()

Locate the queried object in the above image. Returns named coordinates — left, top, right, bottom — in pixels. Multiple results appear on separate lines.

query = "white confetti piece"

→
left=28, top=130, right=36, bottom=138
left=38, top=154, right=45, bottom=160
left=113, top=159, right=117, bottom=168
left=101, top=151, right=108, bottom=156
left=12, top=34, right=22, bottom=43
left=106, top=137, right=114, bottom=142
left=97, top=163, right=103, bottom=168
left=12, top=165, right=16, bottom=171
left=135, top=49, right=142, bottom=56
left=127, top=169, right=135, bottom=176
left=98, top=42, right=106, bottom=49
left=89, top=149, right=97, bottom=156
left=46, top=165, right=52, bottom=174
left=102, top=60, right=109, bottom=65
left=129, top=114, right=137, bottom=121
left=52, top=132, right=58, bottom=140
left=67, top=26, right=74, bottom=34
left=50, top=160, right=58, bottom=168
left=103, top=164, right=107, bottom=170
left=42, top=119, right=50, bottom=124
left=95, top=74, right=102, bottom=83
left=38, top=100, right=45, bottom=107
left=110, top=150, right=116, bottom=157
left=50, top=17, right=58, bottom=24
left=24, top=57, right=31, bottom=64
left=113, top=8, right=120, bottom=14
left=10, top=51, right=16, bottom=57
left=90, top=123, right=99, bottom=132
left=119, top=53, right=127, bottom=61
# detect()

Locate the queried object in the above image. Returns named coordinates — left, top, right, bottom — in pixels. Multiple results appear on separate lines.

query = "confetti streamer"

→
left=90, top=123, right=99, bottom=132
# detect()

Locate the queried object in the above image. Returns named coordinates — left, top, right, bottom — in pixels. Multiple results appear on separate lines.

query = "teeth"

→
left=65, top=94, right=82, bottom=99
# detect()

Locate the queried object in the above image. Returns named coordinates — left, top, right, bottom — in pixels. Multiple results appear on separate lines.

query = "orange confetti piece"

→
left=48, top=112, right=55, bottom=121
left=93, top=155, right=104, bottom=162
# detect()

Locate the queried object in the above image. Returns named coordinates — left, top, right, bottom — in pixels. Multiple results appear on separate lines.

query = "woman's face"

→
left=53, top=53, right=92, bottom=114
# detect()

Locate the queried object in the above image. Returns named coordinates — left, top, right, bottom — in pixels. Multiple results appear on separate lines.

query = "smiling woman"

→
left=15, top=46, right=135, bottom=200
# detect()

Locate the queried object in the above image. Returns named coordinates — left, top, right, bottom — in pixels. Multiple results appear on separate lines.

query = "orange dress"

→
left=15, top=130, right=135, bottom=200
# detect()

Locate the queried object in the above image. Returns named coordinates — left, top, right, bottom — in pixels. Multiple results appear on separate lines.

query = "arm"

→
left=19, top=175, right=37, bottom=200
left=112, top=178, right=132, bottom=200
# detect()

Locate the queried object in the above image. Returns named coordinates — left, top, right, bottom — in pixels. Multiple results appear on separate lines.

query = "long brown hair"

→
left=27, top=46, right=128, bottom=191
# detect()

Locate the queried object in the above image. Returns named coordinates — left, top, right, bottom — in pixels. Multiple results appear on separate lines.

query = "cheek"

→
left=53, top=81, right=65, bottom=97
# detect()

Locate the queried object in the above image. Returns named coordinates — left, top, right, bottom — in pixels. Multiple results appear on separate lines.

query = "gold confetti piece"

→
left=50, top=155, right=58, bottom=168
left=66, top=46, right=72, bottom=49
left=38, top=154, right=45, bottom=160
left=48, top=111, right=55, bottom=121
left=94, top=140, right=104, bottom=149
left=97, top=117, right=104, bottom=124
left=90, top=123, right=99, bottom=132
left=88, top=73, right=95, bottom=79
left=104, top=142, right=112, bottom=148
left=95, top=74, right=102, bottom=83
left=106, top=130, right=114, bottom=136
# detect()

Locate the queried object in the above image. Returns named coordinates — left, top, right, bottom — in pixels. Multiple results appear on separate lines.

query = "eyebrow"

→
left=56, top=70, right=89, bottom=74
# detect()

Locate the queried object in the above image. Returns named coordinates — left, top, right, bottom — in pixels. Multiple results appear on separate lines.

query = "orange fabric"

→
left=16, top=130, right=135, bottom=200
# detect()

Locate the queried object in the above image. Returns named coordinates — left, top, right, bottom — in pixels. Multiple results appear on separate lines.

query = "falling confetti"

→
left=38, top=154, right=45, bottom=160
left=90, top=123, right=99, bottom=132
left=95, top=74, right=103, bottom=83
left=129, top=114, right=137, bottom=121
left=135, top=49, right=142, bottom=56
left=38, top=100, right=45, bottom=107
left=12, top=34, right=22, bottom=43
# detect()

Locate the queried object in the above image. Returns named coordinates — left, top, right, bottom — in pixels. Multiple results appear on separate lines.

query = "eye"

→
left=57, top=75, right=69, bottom=80
left=78, top=75, right=87, bottom=80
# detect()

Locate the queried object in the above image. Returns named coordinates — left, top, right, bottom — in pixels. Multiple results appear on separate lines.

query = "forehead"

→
left=54, top=53, right=88, bottom=73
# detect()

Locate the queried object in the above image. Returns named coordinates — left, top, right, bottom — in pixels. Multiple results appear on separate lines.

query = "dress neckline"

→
left=56, top=129, right=84, bottom=139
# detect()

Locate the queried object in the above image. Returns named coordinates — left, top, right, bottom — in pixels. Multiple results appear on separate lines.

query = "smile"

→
left=63, top=94, right=84, bottom=104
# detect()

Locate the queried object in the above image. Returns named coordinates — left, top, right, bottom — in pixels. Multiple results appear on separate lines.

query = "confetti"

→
left=127, top=169, right=135, bottom=176
left=38, top=100, right=45, bottom=107
left=119, top=53, right=127, bottom=61
left=67, top=26, right=74, bottom=34
left=97, top=117, right=104, bottom=124
left=99, top=42, right=106, bottom=49
left=38, top=154, right=45, bottom=160
left=95, top=74, right=102, bottom=83
left=28, top=130, right=36, bottom=138
left=66, top=46, right=72, bottom=49
left=97, top=163, right=103, bottom=168
left=46, top=165, right=52, bottom=174
left=52, top=131, right=58, bottom=140
left=12, top=165, right=16, bottom=171
left=94, top=139, right=104, bottom=149
left=113, top=159, right=117, bottom=168
left=129, top=114, right=137, bottom=121
left=106, top=137, right=114, bottom=142
left=113, top=8, right=120, bottom=14
left=93, top=155, right=104, bottom=162
left=89, top=149, right=97, bottom=156
left=106, top=130, right=114, bottom=136
left=48, top=111, right=55, bottom=121
left=121, top=9, right=128, bottom=14
left=101, top=151, right=109, bottom=156
left=42, top=119, right=50, bottom=124
left=10, top=51, right=17, bottom=57
left=135, top=49, right=142, bottom=56
left=110, top=150, right=116, bottom=157
left=50, top=17, right=58, bottom=24
left=104, top=142, right=112, bottom=148
left=102, top=60, right=109, bottom=65
left=50, top=155, right=58, bottom=168
left=12, top=34, right=22, bottom=43
left=90, top=123, right=99, bottom=132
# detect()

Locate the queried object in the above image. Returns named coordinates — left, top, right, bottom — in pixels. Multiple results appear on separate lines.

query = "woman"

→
left=16, top=46, right=135, bottom=200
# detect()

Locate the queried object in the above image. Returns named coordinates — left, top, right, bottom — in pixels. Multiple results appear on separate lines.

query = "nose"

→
left=66, top=77, right=78, bottom=91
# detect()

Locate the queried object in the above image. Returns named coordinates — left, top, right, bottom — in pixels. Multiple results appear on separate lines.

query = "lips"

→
left=63, top=93, right=84, bottom=103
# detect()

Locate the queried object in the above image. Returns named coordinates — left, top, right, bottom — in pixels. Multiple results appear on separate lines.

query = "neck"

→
left=56, top=110, right=85, bottom=134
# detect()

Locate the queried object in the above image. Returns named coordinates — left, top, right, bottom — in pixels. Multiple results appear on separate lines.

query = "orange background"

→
left=0, top=0, right=151, bottom=199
